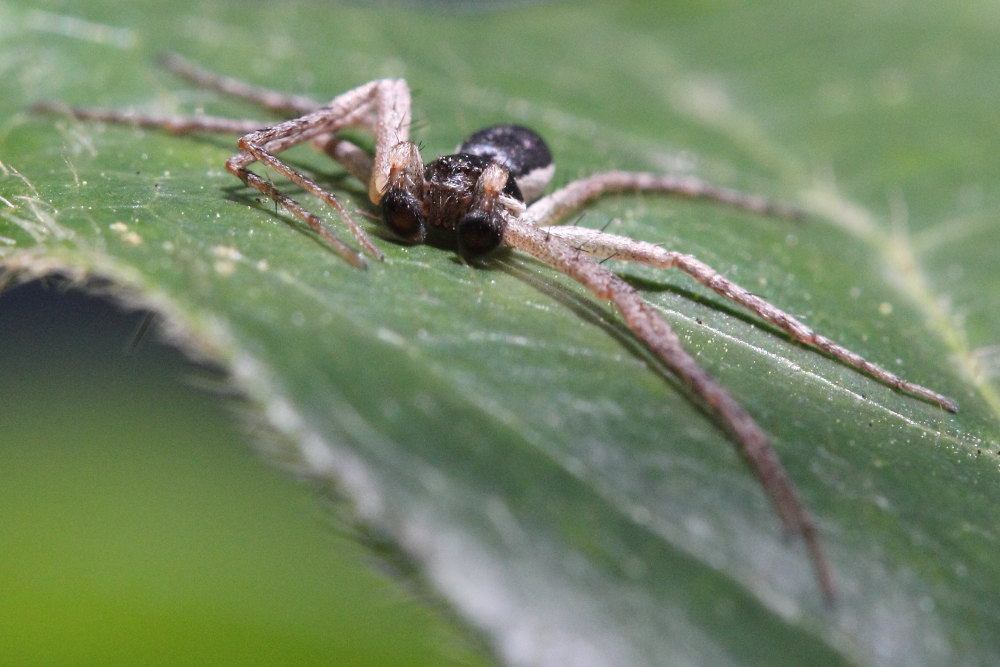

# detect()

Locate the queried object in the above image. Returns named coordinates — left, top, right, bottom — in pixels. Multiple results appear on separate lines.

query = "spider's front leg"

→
left=32, top=59, right=413, bottom=268
left=229, top=76, right=429, bottom=267
left=226, top=79, right=406, bottom=267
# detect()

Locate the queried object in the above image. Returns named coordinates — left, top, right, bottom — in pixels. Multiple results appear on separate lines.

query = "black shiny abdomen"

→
left=457, top=125, right=552, bottom=181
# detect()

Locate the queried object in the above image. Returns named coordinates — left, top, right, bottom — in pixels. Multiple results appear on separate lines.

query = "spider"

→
left=35, top=53, right=958, bottom=603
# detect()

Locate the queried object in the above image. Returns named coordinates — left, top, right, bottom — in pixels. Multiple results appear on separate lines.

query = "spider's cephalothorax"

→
left=380, top=124, right=554, bottom=257
left=35, top=54, right=962, bottom=603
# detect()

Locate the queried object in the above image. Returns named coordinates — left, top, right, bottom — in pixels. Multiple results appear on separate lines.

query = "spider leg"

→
left=503, top=218, right=836, bottom=602
left=30, top=103, right=269, bottom=135
left=34, top=61, right=409, bottom=267
left=227, top=78, right=411, bottom=266
left=32, top=102, right=377, bottom=182
left=367, top=79, right=416, bottom=204
left=33, top=98, right=381, bottom=266
left=33, top=49, right=341, bottom=135
left=154, top=53, right=375, bottom=189
left=158, top=52, right=321, bottom=116
left=541, top=225, right=958, bottom=412
left=527, top=171, right=803, bottom=226
left=30, top=101, right=381, bottom=251
left=314, top=136, right=375, bottom=185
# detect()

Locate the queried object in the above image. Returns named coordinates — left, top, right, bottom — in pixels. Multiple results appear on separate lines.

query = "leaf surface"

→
left=2, top=0, right=999, bottom=664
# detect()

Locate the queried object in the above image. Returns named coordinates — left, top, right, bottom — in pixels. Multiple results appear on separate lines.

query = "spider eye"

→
left=457, top=209, right=505, bottom=257
left=381, top=188, right=426, bottom=243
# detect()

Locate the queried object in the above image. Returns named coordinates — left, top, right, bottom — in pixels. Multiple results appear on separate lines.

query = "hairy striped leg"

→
left=221, top=81, right=391, bottom=267
left=158, top=52, right=321, bottom=116
left=34, top=95, right=382, bottom=266
left=34, top=55, right=395, bottom=266
left=528, top=170, right=806, bottom=224
left=502, top=218, right=836, bottom=602
left=32, top=53, right=325, bottom=135
left=222, top=74, right=419, bottom=266
left=541, top=225, right=958, bottom=413
left=155, top=53, right=377, bottom=182
left=154, top=53, right=377, bottom=184
left=28, top=103, right=271, bottom=136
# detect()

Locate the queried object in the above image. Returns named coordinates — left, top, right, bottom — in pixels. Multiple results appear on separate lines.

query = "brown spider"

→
left=34, top=53, right=959, bottom=603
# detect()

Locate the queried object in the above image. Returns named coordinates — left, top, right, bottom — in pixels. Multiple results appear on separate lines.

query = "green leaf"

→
left=3, top=0, right=998, bottom=664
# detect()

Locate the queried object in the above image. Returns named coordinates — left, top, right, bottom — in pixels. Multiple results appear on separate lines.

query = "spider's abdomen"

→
left=457, top=125, right=554, bottom=203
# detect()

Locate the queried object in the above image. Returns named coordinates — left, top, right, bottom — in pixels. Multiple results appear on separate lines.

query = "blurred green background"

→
left=0, top=282, right=486, bottom=665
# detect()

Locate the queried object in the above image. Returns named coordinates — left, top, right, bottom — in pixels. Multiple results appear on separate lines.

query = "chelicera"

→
left=34, top=53, right=959, bottom=603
